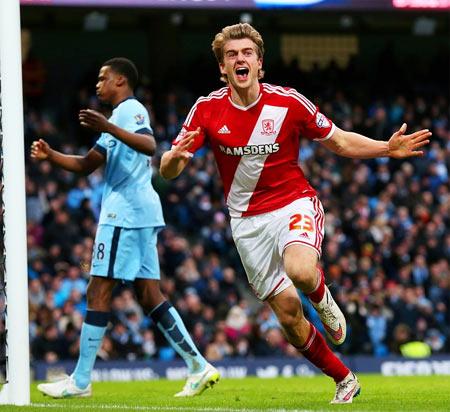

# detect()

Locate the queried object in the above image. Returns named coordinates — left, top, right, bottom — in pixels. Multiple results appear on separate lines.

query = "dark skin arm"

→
left=79, top=109, right=156, bottom=156
left=30, top=139, right=105, bottom=175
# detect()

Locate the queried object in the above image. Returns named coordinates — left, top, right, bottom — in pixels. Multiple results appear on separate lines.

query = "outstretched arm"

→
left=321, top=123, right=431, bottom=159
left=160, top=128, right=199, bottom=179
left=30, top=139, right=105, bottom=174
left=79, top=109, right=156, bottom=156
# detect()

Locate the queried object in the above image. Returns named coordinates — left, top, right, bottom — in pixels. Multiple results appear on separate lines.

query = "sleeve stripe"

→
left=288, top=92, right=316, bottom=115
left=93, top=143, right=107, bottom=157
left=185, top=105, right=198, bottom=126
left=184, top=88, right=228, bottom=126
left=288, top=89, right=316, bottom=113
left=263, top=84, right=316, bottom=115
left=264, top=86, right=315, bottom=115
left=135, top=127, right=153, bottom=135
left=313, top=123, right=336, bottom=141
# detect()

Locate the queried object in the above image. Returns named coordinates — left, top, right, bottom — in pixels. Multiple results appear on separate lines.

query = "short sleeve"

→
left=117, top=100, right=153, bottom=135
left=171, top=100, right=206, bottom=154
left=94, top=132, right=108, bottom=156
left=289, top=88, right=335, bottom=141
left=301, top=109, right=335, bottom=142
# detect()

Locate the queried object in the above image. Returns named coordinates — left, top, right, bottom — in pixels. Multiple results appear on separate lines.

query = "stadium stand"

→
left=24, top=42, right=449, bottom=364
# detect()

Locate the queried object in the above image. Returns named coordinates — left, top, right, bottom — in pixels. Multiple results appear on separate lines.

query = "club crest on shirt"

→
left=316, top=112, right=330, bottom=128
left=134, top=114, right=145, bottom=125
left=261, top=119, right=276, bottom=135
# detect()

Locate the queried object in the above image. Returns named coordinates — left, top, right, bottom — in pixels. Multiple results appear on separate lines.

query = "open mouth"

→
left=235, top=67, right=249, bottom=82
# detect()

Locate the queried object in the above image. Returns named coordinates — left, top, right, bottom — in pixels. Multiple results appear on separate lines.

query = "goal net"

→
left=0, top=0, right=31, bottom=406
left=0, top=80, right=6, bottom=385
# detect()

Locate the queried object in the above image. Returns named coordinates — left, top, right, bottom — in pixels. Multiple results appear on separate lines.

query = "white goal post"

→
left=0, top=0, right=31, bottom=406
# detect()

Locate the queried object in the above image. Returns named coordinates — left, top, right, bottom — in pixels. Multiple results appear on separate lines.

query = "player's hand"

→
left=79, top=109, right=110, bottom=133
left=388, top=123, right=431, bottom=159
left=30, top=139, right=51, bottom=160
left=171, top=127, right=200, bottom=160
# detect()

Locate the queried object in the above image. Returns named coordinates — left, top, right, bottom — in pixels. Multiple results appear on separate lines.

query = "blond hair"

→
left=211, top=23, right=265, bottom=83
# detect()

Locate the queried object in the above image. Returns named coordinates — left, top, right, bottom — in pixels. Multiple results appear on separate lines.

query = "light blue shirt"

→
left=94, top=97, right=165, bottom=229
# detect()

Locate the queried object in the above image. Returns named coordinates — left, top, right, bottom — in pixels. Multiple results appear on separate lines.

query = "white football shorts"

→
left=230, top=196, right=325, bottom=301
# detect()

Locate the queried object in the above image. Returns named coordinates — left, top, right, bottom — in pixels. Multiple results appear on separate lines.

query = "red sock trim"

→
left=306, top=267, right=325, bottom=303
left=298, top=322, right=316, bottom=352
left=299, top=323, right=349, bottom=382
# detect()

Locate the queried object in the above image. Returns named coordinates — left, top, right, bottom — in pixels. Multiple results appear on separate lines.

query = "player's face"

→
left=96, top=66, right=118, bottom=103
left=220, top=38, right=262, bottom=91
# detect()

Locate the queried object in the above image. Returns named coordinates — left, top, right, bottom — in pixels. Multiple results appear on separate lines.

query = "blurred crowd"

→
left=18, top=43, right=450, bottom=364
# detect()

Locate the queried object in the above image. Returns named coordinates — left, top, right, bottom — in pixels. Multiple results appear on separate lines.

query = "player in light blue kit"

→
left=31, top=58, right=219, bottom=398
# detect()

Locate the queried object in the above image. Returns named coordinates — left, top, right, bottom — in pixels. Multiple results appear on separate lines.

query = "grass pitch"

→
left=2, top=375, right=450, bottom=411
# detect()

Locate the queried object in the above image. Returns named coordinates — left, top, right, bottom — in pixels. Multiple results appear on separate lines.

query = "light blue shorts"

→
left=90, top=225, right=161, bottom=281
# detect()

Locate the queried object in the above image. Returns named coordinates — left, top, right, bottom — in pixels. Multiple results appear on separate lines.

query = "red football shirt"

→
left=173, top=83, right=335, bottom=217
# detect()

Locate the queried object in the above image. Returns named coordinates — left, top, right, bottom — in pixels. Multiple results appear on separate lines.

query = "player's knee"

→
left=287, top=264, right=316, bottom=287
left=86, top=278, right=114, bottom=310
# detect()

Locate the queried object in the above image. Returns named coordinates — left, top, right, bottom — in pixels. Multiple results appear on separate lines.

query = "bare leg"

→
left=267, top=285, right=349, bottom=383
left=267, top=284, right=311, bottom=346
left=283, top=244, right=319, bottom=292
left=283, top=244, right=346, bottom=345
left=86, top=276, right=117, bottom=310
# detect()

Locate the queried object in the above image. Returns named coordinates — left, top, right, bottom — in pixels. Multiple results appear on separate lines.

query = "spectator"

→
left=23, top=49, right=450, bottom=361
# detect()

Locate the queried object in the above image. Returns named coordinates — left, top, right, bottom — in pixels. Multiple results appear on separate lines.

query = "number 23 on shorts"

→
left=289, top=213, right=314, bottom=232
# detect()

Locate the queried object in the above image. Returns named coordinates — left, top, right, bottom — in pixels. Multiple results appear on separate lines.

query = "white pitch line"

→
left=31, top=403, right=321, bottom=412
